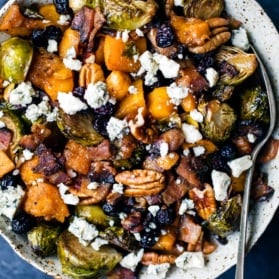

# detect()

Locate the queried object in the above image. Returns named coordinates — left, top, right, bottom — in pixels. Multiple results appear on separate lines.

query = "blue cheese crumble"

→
left=175, top=251, right=205, bottom=270
left=9, top=82, right=36, bottom=107
left=227, top=155, right=253, bottom=177
left=145, top=263, right=170, bottom=279
left=0, top=185, right=25, bottom=220
left=106, top=117, right=129, bottom=141
left=211, top=170, right=231, bottom=201
left=120, top=248, right=144, bottom=271
left=58, top=92, right=88, bottom=115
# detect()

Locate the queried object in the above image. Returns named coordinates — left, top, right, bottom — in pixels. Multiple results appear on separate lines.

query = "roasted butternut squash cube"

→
left=59, top=27, right=81, bottom=58
left=0, top=150, right=15, bottom=178
left=24, top=182, right=70, bottom=222
left=64, top=140, right=91, bottom=175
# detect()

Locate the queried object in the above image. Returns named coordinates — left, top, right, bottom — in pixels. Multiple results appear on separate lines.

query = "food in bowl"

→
left=0, top=0, right=277, bottom=278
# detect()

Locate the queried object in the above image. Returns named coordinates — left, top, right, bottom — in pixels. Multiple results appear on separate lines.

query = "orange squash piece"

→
left=147, top=86, right=177, bottom=120
left=59, top=27, right=81, bottom=58
left=104, top=35, right=146, bottom=73
left=28, top=49, right=74, bottom=101
left=115, top=79, right=146, bottom=119
left=38, top=4, right=61, bottom=23
left=24, top=182, right=70, bottom=222
left=0, top=150, right=15, bottom=178
left=64, top=140, right=91, bottom=175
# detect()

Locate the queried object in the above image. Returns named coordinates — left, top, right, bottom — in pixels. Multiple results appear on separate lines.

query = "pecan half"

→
left=115, top=169, right=165, bottom=197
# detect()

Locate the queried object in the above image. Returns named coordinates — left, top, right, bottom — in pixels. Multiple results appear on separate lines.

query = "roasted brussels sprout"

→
left=212, top=85, right=235, bottom=102
left=199, top=99, right=237, bottom=143
left=83, top=0, right=158, bottom=30
left=99, top=226, right=137, bottom=251
left=27, top=224, right=60, bottom=257
left=0, top=37, right=33, bottom=83
left=75, top=205, right=117, bottom=228
left=183, top=0, right=224, bottom=19
left=57, top=109, right=104, bottom=146
left=239, top=85, right=270, bottom=124
left=205, top=195, right=242, bottom=238
left=57, top=231, right=122, bottom=278
left=0, top=104, right=24, bottom=156
left=216, top=46, right=258, bottom=85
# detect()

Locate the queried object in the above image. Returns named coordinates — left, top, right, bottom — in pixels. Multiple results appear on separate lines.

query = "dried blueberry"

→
left=11, top=211, right=36, bottom=234
left=194, top=52, right=215, bottom=74
left=53, top=0, right=72, bottom=15
left=211, top=153, right=230, bottom=173
left=220, top=143, right=237, bottom=160
left=102, top=202, right=121, bottom=217
left=32, top=26, right=63, bottom=49
left=156, top=22, right=175, bottom=48
left=155, top=206, right=175, bottom=225
left=72, top=86, right=85, bottom=99
left=0, top=173, right=23, bottom=191
left=93, top=115, right=110, bottom=137
left=140, top=229, right=159, bottom=248
left=94, top=102, right=116, bottom=116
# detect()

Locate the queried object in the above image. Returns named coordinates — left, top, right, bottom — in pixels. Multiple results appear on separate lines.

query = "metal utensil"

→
left=234, top=45, right=277, bottom=279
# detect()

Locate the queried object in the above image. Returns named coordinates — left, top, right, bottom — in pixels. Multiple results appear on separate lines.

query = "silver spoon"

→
left=234, top=45, right=277, bottom=279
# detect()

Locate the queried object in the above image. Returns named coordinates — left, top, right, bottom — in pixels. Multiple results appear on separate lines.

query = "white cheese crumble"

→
left=159, top=142, right=169, bottom=157
left=106, top=117, right=129, bottom=141
left=174, top=0, right=184, bottom=6
left=205, top=67, right=219, bottom=87
left=63, top=55, right=82, bottom=71
left=181, top=123, right=203, bottom=143
left=25, top=98, right=53, bottom=123
left=128, top=85, right=138, bottom=94
left=57, top=92, right=87, bottom=115
left=247, top=133, right=257, bottom=143
left=0, top=111, right=3, bottom=117
left=135, top=28, right=144, bottom=37
left=68, top=216, right=99, bottom=246
left=133, top=232, right=141, bottom=241
left=120, top=248, right=144, bottom=271
left=0, top=121, right=5, bottom=128
left=231, top=27, right=250, bottom=51
left=84, top=81, right=111, bottom=109
left=192, top=145, right=206, bottom=157
left=153, top=53, right=180, bottom=79
left=57, top=183, right=79, bottom=205
left=0, top=185, right=25, bottom=220
left=148, top=205, right=160, bottom=217
left=175, top=251, right=205, bottom=270
left=167, top=82, right=189, bottom=105
left=91, top=237, right=109, bottom=251
left=190, top=109, right=203, bottom=123
left=87, top=182, right=99, bottom=190
left=9, top=82, right=36, bottom=107
left=178, top=198, right=195, bottom=215
left=227, top=155, right=253, bottom=177
left=57, top=14, right=71, bottom=25
left=22, top=149, right=33, bottom=161
left=146, top=263, right=171, bottom=279
left=47, top=39, right=58, bottom=53
left=121, top=30, right=130, bottom=43
left=211, top=170, right=231, bottom=201
left=112, top=183, right=124, bottom=194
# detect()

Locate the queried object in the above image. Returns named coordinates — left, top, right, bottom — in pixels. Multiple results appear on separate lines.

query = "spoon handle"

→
left=235, top=45, right=276, bottom=279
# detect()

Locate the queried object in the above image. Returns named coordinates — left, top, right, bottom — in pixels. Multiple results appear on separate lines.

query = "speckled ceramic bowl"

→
left=0, top=0, right=278, bottom=278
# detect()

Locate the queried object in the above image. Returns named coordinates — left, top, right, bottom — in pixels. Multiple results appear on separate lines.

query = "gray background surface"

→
left=0, top=0, right=278, bottom=278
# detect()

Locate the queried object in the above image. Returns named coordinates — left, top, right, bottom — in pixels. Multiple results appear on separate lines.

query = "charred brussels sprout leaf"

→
left=240, top=85, right=270, bottom=124
left=216, top=46, right=258, bottom=86
left=75, top=205, right=117, bottom=228
left=27, top=224, right=60, bottom=257
left=57, top=231, right=122, bottom=279
left=57, top=109, right=103, bottom=146
left=0, top=37, right=33, bottom=83
left=88, top=0, right=158, bottom=30
left=205, top=195, right=242, bottom=238
left=183, top=0, right=224, bottom=19
left=99, top=226, right=137, bottom=251
left=199, top=99, right=237, bottom=144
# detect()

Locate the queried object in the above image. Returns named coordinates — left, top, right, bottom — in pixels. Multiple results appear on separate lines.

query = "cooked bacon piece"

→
left=252, top=172, right=274, bottom=201
left=162, top=175, right=190, bottom=206
left=178, top=214, right=202, bottom=245
left=87, top=139, right=112, bottom=161
left=121, top=211, right=143, bottom=233
left=176, top=156, right=202, bottom=188
left=71, top=6, right=95, bottom=43
left=176, top=65, right=209, bottom=93
left=0, top=128, right=12, bottom=151
left=106, top=266, right=136, bottom=279
left=34, top=144, right=62, bottom=176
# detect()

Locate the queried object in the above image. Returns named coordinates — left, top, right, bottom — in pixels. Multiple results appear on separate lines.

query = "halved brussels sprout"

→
left=204, top=195, right=242, bottom=238
left=27, top=224, right=60, bottom=257
left=240, top=85, right=270, bottom=124
left=57, top=231, right=122, bottom=278
left=82, top=0, right=158, bottom=30
left=57, top=109, right=104, bottom=146
left=215, top=46, right=258, bottom=85
left=183, top=0, right=224, bottom=19
left=198, top=99, right=237, bottom=143
left=75, top=205, right=117, bottom=228
left=0, top=37, right=33, bottom=83
left=99, top=226, right=137, bottom=251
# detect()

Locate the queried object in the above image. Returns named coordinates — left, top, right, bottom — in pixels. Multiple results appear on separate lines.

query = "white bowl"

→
left=0, top=0, right=278, bottom=278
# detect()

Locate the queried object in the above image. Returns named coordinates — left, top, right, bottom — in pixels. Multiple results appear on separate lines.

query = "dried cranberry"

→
left=156, top=22, right=175, bottom=48
left=11, top=212, right=36, bottom=234
left=32, top=26, right=63, bottom=49
left=53, top=0, right=72, bottom=14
